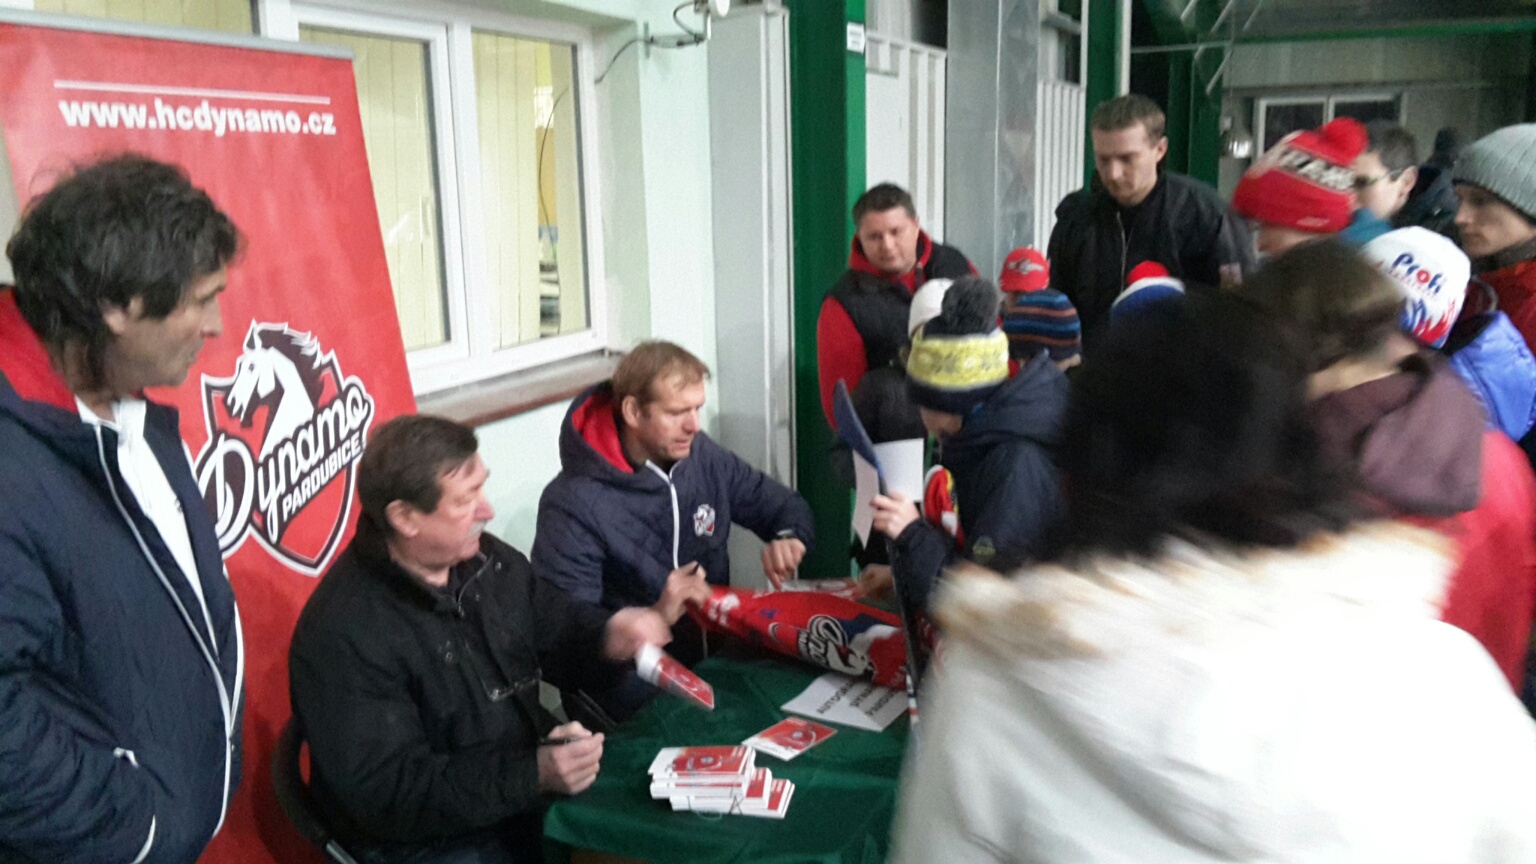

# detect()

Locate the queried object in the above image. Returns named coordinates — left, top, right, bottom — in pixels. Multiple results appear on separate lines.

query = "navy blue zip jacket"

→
left=532, top=382, right=815, bottom=614
left=0, top=291, right=243, bottom=864
left=893, top=354, right=1069, bottom=613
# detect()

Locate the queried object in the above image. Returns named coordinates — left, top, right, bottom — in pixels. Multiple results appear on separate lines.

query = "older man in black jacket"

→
left=1049, top=94, right=1254, bottom=346
left=289, top=415, right=670, bottom=864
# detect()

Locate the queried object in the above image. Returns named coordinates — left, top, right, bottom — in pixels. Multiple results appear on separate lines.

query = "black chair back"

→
left=271, top=717, right=362, bottom=864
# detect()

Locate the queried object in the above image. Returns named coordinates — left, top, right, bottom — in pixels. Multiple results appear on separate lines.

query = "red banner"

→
left=0, top=22, right=416, bottom=863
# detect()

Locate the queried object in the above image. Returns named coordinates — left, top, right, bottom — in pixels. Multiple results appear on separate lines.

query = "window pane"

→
left=1332, top=97, right=1399, bottom=126
left=1262, top=100, right=1325, bottom=151
left=472, top=31, right=589, bottom=349
left=33, top=0, right=254, bottom=33
left=300, top=26, right=449, bottom=351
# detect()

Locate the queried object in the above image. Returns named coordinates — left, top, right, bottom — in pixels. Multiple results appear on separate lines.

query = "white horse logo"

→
left=226, top=323, right=326, bottom=460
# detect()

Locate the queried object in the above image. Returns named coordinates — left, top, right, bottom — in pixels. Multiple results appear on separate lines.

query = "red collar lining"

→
left=0, top=289, right=76, bottom=410
left=848, top=231, right=935, bottom=293
left=571, top=390, right=634, bottom=474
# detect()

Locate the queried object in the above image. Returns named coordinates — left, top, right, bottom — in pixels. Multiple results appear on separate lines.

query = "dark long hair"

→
left=1057, top=292, right=1355, bottom=558
left=6, top=154, right=241, bottom=387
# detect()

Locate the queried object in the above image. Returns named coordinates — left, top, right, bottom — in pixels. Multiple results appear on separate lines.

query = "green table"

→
left=544, top=656, right=910, bottom=864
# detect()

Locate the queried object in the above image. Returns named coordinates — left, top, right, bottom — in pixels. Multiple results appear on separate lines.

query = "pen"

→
left=539, top=733, right=593, bottom=746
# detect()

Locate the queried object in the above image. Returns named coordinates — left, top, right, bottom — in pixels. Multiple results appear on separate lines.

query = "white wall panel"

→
left=708, top=5, right=794, bottom=587
left=1034, top=79, right=1085, bottom=251
left=866, top=32, right=947, bottom=238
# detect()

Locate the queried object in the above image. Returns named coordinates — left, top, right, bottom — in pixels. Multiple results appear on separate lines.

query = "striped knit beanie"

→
left=1111, top=261, right=1186, bottom=324
left=907, top=276, right=1010, bottom=415
left=1002, top=288, right=1082, bottom=363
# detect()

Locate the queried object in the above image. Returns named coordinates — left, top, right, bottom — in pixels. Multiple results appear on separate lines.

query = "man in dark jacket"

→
left=533, top=341, right=815, bottom=716
left=817, top=182, right=974, bottom=431
left=0, top=156, right=245, bottom=863
left=1399, top=126, right=1464, bottom=239
left=870, top=277, right=1069, bottom=616
left=290, top=415, right=671, bottom=864
left=1049, top=94, right=1254, bottom=346
left=1354, top=121, right=1421, bottom=229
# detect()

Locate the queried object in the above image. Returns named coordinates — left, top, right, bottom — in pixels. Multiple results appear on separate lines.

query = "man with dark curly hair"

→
left=0, top=155, right=245, bottom=863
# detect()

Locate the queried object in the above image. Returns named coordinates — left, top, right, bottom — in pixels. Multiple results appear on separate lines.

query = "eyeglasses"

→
left=1353, top=169, right=1405, bottom=191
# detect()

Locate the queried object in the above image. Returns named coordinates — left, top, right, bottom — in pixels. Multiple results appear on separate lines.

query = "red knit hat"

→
left=1232, top=117, right=1367, bottom=234
left=999, top=247, right=1050, bottom=293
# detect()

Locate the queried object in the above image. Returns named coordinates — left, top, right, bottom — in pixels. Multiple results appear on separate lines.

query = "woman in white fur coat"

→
left=893, top=294, right=1536, bottom=864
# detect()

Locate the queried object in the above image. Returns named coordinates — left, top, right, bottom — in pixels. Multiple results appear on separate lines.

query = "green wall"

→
left=785, top=0, right=864, bottom=579
left=1083, top=0, right=1123, bottom=185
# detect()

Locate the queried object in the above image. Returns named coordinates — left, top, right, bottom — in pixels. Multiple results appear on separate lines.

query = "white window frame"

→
left=1328, top=92, right=1402, bottom=126
left=1254, top=94, right=1326, bottom=154
left=262, top=0, right=609, bottom=396
left=1255, top=91, right=1403, bottom=155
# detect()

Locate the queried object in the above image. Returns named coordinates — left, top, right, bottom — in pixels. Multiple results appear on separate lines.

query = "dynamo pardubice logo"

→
left=194, top=322, right=375, bottom=575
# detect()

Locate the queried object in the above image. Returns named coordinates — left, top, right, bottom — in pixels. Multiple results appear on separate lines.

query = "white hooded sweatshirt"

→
left=893, top=523, right=1536, bottom=864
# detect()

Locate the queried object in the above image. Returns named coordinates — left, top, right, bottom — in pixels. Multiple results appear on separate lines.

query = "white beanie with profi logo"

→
left=1361, top=227, right=1471, bottom=349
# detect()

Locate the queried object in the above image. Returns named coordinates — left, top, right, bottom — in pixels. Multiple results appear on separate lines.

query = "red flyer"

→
left=636, top=643, right=716, bottom=710
left=750, top=778, right=795, bottom=819
left=744, top=717, right=837, bottom=761
left=647, top=745, right=754, bottom=778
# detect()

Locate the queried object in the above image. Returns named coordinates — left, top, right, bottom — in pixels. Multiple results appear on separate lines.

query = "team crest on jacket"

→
left=693, top=504, right=717, bottom=537
left=193, top=322, right=376, bottom=575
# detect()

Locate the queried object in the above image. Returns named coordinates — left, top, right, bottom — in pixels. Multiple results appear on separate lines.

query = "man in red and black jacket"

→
left=816, top=183, right=974, bottom=436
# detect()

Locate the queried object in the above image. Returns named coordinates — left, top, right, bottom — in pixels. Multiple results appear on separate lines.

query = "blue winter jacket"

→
left=532, top=383, right=815, bottom=614
left=1448, top=310, right=1536, bottom=442
left=892, top=354, right=1070, bottom=615
left=0, top=293, right=243, bottom=864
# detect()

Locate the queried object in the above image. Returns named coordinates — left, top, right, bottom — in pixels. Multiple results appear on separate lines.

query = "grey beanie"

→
left=1452, top=123, right=1536, bottom=221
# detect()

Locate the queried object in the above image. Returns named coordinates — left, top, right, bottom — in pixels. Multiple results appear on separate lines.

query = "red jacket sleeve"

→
left=1430, top=430, right=1536, bottom=692
left=817, top=296, right=867, bottom=430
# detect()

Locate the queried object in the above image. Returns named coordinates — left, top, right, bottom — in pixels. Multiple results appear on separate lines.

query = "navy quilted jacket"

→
left=0, top=293, right=243, bottom=864
left=532, top=383, right=815, bottom=612
left=892, top=354, right=1069, bottom=614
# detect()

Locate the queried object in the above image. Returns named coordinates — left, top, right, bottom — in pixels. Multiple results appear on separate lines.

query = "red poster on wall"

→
left=0, top=21, right=415, bottom=863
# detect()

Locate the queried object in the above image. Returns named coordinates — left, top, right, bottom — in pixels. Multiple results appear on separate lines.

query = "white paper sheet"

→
left=780, top=671, right=906, bottom=732
left=851, top=450, right=878, bottom=547
left=872, top=438, right=925, bottom=502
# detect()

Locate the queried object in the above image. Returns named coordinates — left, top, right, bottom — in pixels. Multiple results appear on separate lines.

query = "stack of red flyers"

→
left=647, top=746, right=794, bottom=819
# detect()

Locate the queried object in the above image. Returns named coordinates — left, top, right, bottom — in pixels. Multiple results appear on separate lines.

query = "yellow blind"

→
left=33, top=0, right=253, bottom=32
left=300, top=25, right=448, bottom=352
left=473, top=31, right=588, bottom=348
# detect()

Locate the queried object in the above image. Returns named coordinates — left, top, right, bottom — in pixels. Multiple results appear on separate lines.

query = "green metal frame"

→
left=1112, top=1, right=1536, bottom=184
left=1082, top=0, right=1223, bottom=187
left=1083, top=0, right=1124, bottom=186
left=785, top=0, right=865, bottom=579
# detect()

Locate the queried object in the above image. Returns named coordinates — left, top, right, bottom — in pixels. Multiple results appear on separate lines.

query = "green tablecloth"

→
left=544, top=656, right=910, bottom=864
